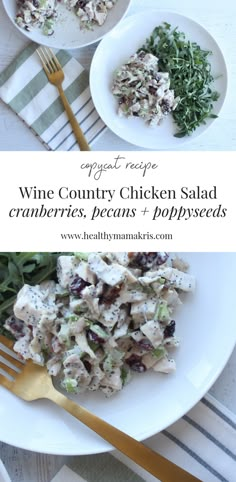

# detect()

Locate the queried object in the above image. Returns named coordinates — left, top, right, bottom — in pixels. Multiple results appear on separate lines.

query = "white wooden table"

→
left=0, top=0, right=236, bottom=150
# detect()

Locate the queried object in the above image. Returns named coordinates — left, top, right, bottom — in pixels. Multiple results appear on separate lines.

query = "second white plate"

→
left=90, top=10, right=228, bottom=149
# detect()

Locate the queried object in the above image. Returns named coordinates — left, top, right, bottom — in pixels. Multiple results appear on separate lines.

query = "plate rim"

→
left=89, top=9, right=228, bottom=149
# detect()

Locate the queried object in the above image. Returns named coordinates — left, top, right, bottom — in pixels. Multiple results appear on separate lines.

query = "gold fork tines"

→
left=37, top=47, right=61, bottom=76
left=36, top=46, right=90, bottom=151
left=0, top=334, right=201, bottom=482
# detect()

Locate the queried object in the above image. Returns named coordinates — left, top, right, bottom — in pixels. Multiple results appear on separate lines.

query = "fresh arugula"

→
left=0, top=252, right=68, bottom=335
left=140, top=22, right=220, bottom=137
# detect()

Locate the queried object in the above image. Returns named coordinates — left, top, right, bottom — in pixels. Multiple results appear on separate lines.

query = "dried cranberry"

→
left=83, top=360, right=92, bottom=373
left=6, top=317, right=24, bottom=335
left=132, top=252, right=169, bottom=269
left=136, top=338, right=153, bottom=351
left=100, top=284, right=121, bottom=304
left=77, top=0, right=87, bottom=7
left=161, top=100, right=172, bottom=114
left=87, top=329, right=105, bottom=344
left=126, top=354, right=146, bottom=372
left=69, top=275, right=90, bottom=296
left=164, top=320, right=176, bottom=338
left=149, top=86, right=157, bottom=95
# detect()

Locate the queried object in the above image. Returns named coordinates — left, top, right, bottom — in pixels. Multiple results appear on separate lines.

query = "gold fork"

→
left=36, top=46, right=90, bottom=151
left=0, top=335, right=202, bottom=482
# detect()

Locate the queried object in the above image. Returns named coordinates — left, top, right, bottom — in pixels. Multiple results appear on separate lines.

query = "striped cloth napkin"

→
left=50, top=394, right=235, bottom=482
left=0, top=43, right=106, bottom=150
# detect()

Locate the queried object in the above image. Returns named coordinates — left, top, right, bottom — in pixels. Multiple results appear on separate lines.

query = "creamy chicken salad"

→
left=4, top=252, right=195, bottom=397
left=15, top=0, right=117, bottom=35
left=112, top=51, right=179, bottom=126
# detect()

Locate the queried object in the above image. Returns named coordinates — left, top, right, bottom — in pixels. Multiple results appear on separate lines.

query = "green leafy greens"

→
left=0, top=253, right=68, bottom=336
left=140, top=22, right=220, bottom=137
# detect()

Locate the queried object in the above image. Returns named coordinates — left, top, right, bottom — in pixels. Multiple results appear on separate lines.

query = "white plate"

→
left=90, top=10, right=228, bottom=149
left=0, top=253, right=236, bottom=455
left=2, top=0, right=131, bottom=49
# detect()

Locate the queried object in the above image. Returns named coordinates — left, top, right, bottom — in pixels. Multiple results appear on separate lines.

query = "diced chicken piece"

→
left=100, top=301, right=121, bottom=328
left=70, top=317, right=86, bottom=335
left=75, top=332, right=96, bottom=359
left=116, top=307, right=128, bottom=327
left=161, top=288, right=182, bottom=308
left=47, top=355, right=62, bottom=376
left=130, top=330, right=143, bottom=342
left=57, top=255, right=77, bottom=288
left=69, top=296, right=87, bottom=314
left=172, top=256, right=189, bottom=272
left=138, top=273, right=160, bottom=285
left=14, top=284, right=58, bottom=326
left=38, top=314, right=56, bottom=333
left=141, top=320, right=163, bottom=348
left=106, top=1, right=114, bottom=8
left=101, top=367, right=122, bottom=391
left=164, top=336, right=180, bottom=348
left=88, top=364, right=105, bottom=391
left=75, top=261, right=96, bottom=284
left=88, top=253, right=137, bottom=287
left=153, top=357, right=176, bottom=373
left=94, top=10, right=107, bottom=25
left=118, top=287, right=147, bottom=304
left=4, top=315, right=28, bottom=339
left=156, top=267, right=195, bottom=292
left=13, top=335, right=31, bottom=359
left=107, top=252, right=130, bottom=266
left=113, top=323, right=128, bottom=339
left=84, top=1, right=94, bottom=17
left=29, top=336, right=41, bottom=354
left=39, top=280, right=56, bottom=295
left=14, top=333, right=43, bottom=364
left=63, top=355, right=91, bottom=387
left=130, top=298, right=157, bottom=322
left=51, top=335, right=63, bottom=353
left=128, top=268, right=142, bottom=277
left=104, top=336, right=117, bottom=349
left=81, top=285, right=100, bottom=317
left=142, top=352, right=160, bottom=369
left=63, top=353, right=83, bottom=367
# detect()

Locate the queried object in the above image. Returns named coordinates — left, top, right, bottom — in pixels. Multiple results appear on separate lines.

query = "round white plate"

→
left=0, top=253, right=236, bottom=455
left=2, top=0, right=131, bottom=49
left=90, top=10, right=228, bottom=149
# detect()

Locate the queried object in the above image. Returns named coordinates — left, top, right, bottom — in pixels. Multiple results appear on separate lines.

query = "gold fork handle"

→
left=57, top=85, right=90, bottom=151
left=48, top=390, right=201, bottom=482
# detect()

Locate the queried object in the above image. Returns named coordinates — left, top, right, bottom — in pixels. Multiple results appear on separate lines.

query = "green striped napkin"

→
left=0, top=43, right=106, bottom=150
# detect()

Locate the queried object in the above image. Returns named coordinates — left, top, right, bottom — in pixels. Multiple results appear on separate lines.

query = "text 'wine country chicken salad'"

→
left=4, top=252, right=195, bottom=397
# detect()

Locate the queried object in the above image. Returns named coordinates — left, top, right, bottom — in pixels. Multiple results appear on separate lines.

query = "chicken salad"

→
left=112, top=51, right=179, bottom=126
left=4, top=252, right=195, bottom=397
